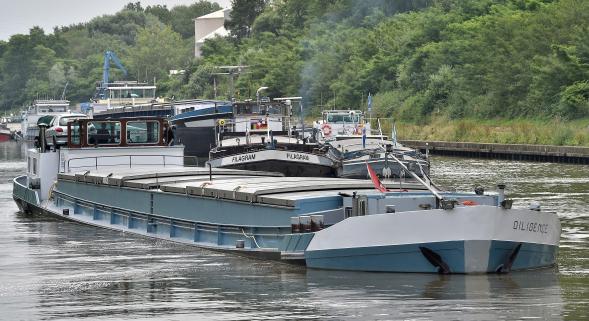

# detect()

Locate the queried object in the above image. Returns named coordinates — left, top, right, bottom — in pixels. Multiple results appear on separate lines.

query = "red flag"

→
left=366, top=162, right=388, bottom=193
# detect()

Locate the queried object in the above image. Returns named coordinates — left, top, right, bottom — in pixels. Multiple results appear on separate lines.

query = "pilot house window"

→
left=126, top=121, right=160, bottom=144
left=88, top=121, right=121, bottom=145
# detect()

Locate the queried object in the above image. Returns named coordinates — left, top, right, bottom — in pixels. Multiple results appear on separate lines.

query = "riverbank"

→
left=393, top=118, right=589, bottom=146
left=400, top=140, right=589, bottom=164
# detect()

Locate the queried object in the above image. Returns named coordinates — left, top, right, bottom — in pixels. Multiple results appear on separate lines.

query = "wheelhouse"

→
left=67, top=117, right=166, bottom=148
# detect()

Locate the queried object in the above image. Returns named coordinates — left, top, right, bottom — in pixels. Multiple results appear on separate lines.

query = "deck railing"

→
left=65, top=155, right=198, bottom=172
left=13, top=176, right=39, bottom=205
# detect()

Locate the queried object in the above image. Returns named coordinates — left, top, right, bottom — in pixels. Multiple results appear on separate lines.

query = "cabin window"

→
left=32, top=158, right=37, bottom=175
left=70, top=122, right=81, bottom=145
left=126, top=121, right=160, bottom=144
left=326, top=113, right=360, bottom=123
left=87, top=121, right=121, bottom=145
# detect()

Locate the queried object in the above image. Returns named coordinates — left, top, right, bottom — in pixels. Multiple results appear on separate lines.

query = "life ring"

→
left=322, top=124, right=332, bottom=136
left=48, top=181, right=57, bottom=200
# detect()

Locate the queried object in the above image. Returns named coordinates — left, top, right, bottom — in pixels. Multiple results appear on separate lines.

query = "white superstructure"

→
left=20, top=100, right=70, bottom=141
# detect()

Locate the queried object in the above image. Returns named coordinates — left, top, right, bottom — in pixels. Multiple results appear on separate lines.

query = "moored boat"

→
left=208, top=134, right=338, bottom=177
left=13, top=117, right=561, bottom=273
left=206, top=97, right=342, bottom=176
left=330, top=138, right=429, bottom=179
left=313, top=109, right=430, bottom=179
left=0, top=123, right=11, bottom=142
left=20, top=100, right=70, bottom=141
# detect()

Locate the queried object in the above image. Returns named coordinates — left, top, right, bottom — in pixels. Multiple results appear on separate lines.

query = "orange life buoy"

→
left=322, top=123, right=332, bottom=136
left=462, top=200, right=478, bottom=206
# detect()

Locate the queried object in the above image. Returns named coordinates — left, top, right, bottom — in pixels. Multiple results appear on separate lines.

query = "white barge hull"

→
left=305, top=206, right=560, bottom=273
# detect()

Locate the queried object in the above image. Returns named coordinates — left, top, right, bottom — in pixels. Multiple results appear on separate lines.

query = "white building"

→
left=194, top=8, right=231, bottom=58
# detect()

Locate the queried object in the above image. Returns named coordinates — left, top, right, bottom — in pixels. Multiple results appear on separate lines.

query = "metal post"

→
left=389, top=153, right=443, bottom=201
left=300, top=101, right=305, bottom=141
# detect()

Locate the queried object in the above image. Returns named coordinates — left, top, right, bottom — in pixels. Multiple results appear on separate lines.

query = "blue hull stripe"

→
left=487, top=240, right=558, bottom=272
left=305, top=241, right=557, bottom=273
left=306, top=241, right=466, bottom=273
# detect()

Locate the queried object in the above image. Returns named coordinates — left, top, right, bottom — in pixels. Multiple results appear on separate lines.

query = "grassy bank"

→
left=384, top=118, right=589, bottom=147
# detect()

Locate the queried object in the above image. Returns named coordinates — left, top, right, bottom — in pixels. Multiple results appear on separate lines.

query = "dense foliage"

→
left=203, top=0, right=589, bottom=120
left=1, top=0, right=589, bottom=122
left=0, top=1, right=220, bottom=111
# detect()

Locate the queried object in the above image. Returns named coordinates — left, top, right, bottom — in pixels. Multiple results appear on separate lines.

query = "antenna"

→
left=61, top=81, right=69, bottom=100
left=211, top=65, right=249, bottom=99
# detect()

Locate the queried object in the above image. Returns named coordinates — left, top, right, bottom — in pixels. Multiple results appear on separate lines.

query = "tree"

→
left=145, top=5, right=172, bottom=25
left=225, top=0, right=268, bottom=41
left=170, top=1, right=222, bottom=38
left=129, top=23, right=187, bottom=82
left=124, top=2, right=143, bottom=12
left=1, top=34, right=36, bottom=106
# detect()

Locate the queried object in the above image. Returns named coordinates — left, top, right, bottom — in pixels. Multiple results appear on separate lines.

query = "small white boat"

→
left=20, top=100, right=70, bottom=141
left=313, top=110, right=429, bottom=179
left=330, top=138, right=429, bottom=179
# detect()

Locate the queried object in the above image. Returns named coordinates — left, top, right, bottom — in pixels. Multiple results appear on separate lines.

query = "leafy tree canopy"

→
left=1, top=0, right=589, bottom=122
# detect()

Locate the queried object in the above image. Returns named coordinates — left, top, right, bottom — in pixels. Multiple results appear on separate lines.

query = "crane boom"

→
left=102, top=50, right=128, bottom=85
left=95, top=51, right=128, bottom=99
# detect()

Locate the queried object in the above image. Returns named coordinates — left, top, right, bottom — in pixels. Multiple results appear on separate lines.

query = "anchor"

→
left=496, top=243, right=522, bottom=273
left=419, top=246, right=451, bottom=274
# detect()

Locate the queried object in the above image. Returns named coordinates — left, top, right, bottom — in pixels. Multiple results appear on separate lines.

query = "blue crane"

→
left=97, top=50, right=128, bottom=99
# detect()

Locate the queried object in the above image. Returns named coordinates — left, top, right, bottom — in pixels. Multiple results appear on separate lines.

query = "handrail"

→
left=65, top=154, right=199, bottom=172
left=13, top=175, right=40, bottom=205
left=377, top=118, right=385, bottom=145
left=388, top=153, right=443, bottom=201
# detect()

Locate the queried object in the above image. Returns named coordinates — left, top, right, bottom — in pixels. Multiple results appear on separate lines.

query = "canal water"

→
left=0, top=141, right=587, bottom=320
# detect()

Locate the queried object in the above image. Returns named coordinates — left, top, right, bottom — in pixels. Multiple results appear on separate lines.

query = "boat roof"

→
left=322, top=109, right=363, bottom=114
left=219, top=135, right=311, bottom=147
left=34, top=99, right=69, bottom=106
left=57, top=167, right=426, bottom=207
left=329, top=138, right=415, bottom=152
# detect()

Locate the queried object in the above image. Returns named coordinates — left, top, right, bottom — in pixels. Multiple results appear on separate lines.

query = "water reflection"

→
left=2, top=210, right=567, bottom=321
left=304, top=270, right=562, bottom=320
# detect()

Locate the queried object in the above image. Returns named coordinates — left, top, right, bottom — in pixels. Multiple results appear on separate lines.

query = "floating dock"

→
left=400, top=140, right=589, bottom=164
